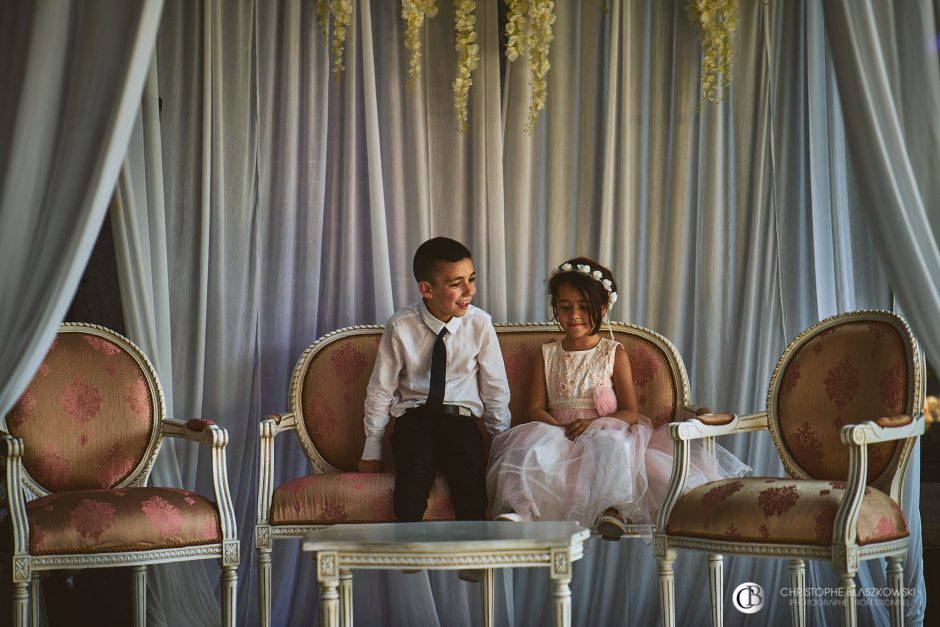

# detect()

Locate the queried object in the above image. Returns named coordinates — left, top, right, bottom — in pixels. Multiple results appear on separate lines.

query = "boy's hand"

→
left=358, top=459, right=382, bottom=473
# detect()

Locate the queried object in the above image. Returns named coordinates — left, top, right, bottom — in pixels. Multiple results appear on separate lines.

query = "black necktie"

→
left=427, top=327, right=448, bottom=408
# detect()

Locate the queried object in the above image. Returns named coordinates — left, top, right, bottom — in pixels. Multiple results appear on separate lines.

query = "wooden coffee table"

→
left=302, top=521, right=590, bottom=627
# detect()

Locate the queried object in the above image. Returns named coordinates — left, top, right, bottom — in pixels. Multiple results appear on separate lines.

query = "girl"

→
left=487, top=257, right=749, bottom=536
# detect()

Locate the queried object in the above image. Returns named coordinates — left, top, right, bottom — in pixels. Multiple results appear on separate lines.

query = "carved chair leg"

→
left=840, top=573, right=857, bottom=627
left=222, top=564, right=238, bottom=627
left=658, top=549, right=677, bottom=627
left=708, top=554, right=723, bottom=627
left=28, top=575, right=40, bottom=627
left=258, top=547, right=272, bottom=627
left=551, top=575, right=572, bottom=627
left=13, top=580, right=28, bottom=627
left=320, top=579, right=340, bottom=627
left=886, top=556, right=905, bottom=627
left=132, top=565, right=147, bottom=627
left=789, top=559, right=805, bottom=627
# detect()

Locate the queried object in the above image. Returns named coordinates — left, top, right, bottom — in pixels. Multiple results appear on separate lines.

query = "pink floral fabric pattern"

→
left=757, top=485, right=800, bottom=517
left=7, top=389, right=36, bottom=431
left=126, top=378, right=152, bottom=424
left=71, top=499, right=117, bottom=540
left=780, top=364, right=801, bottom=396
left=629, top=345, right=657, bottom=388
left=825, top=356, right=860, bottom=409
left=37, top=447, right=71, bottom=489
left=305, top=394, right=337, bottom=441
left=668, top=478, right=907, bottom=546
left=60, top=374, right=102, bottom=425
left=504, top=344, right=536, bottom=397
left=879, top=360, right=904, bottom=413
left=331, top=344, right=367, bottom=386
left=83, top=336, right=121, bottom=357
left=142, top=496, right=183, bottom=539
left=702, top=480, right=743, bottom=506
left=24, top=488, right=220, bottom=555
left=270, top=473, right=454, bottom=525
left=97, top=444, right=136, bottom=488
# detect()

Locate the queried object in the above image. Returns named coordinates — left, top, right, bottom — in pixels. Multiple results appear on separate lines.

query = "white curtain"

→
left=0, top=0, right=163, bottom=416
left=108, top=0, right=936, bottom=625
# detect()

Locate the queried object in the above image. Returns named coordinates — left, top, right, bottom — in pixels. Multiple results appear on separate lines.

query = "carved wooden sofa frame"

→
left=256, top=321, right=716, bottom=626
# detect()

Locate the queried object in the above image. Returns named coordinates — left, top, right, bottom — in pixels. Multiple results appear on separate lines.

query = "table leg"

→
left=317, top=552, right=340, bottom=627
left=339, top=569, right=353, bottom=627
left=550, top=548, right=573, bottom=627
left=552, top=577, right=572, bottom=627
left=481, top=568, right=494, bottom=627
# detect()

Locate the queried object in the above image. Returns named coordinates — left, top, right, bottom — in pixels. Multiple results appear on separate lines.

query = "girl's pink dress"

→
left=487, top=338, right=750, bottom=527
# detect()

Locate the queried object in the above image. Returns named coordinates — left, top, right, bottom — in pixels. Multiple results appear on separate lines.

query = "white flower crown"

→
left=552, top=262, right=618, bottom=307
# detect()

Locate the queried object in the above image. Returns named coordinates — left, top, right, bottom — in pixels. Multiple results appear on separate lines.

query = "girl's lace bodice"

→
left=543, top=338, right=618, bottom=411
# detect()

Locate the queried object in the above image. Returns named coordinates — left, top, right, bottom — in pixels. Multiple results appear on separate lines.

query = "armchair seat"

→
left=270, top=473, right=454, bottom=525
left=2, top=488, right=220, bottom=556
left=666, top=477, right=907, bottom=546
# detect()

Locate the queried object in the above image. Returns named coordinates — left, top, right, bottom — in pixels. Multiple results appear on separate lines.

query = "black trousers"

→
left=390, top=406, right=487, bottom=522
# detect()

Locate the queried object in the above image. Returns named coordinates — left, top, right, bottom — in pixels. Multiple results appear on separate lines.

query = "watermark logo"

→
left=732, top=582, right=764, bottom=614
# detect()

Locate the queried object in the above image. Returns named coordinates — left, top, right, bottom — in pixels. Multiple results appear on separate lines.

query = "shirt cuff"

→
left=361, top=436, right=384, bottom=461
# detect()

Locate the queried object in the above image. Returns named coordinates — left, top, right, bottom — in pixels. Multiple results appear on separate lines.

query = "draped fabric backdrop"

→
left=2, top=0, right=938, bottom=626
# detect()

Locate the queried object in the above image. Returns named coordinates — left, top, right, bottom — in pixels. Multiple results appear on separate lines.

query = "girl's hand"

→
left=564, top=418, right=594, bottom=440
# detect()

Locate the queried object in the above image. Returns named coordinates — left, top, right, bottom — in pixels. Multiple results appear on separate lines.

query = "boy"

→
left=358, top=237, right=511, bottom=522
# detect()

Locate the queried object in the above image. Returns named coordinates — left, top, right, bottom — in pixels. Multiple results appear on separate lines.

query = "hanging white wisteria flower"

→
left=504, top=0, right=528, bottom=61
left=402, top=0, right=439, bottom=85
left=453, top=0, right=480, bottom=133
left=329, top=0, right=353, bottom=78
left=524, top=0, right=555, bottom=134
left=686, top=0, right=738, bottom=105
left=316, top=0, right=329, bottom=39
left=503, top=0, right=556, bottom=134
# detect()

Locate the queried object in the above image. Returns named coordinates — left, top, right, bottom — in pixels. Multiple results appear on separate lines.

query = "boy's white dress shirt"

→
left=362, top=301, right=511, bottom=461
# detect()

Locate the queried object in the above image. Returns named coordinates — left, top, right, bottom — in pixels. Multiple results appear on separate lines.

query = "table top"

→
left=301, top=521, right=590, bottom=553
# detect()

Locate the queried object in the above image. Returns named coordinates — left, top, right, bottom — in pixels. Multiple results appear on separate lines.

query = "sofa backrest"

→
left=288, top=322, right=689, bottom=473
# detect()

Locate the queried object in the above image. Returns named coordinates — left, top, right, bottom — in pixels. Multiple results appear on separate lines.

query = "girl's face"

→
left=555, top=283, right=604, bottom=339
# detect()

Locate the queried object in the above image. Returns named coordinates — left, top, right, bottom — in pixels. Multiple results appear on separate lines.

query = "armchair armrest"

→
left=162, top=419, right=238, bottom=553
left=257, top=413, right=297, bottom=529
left=668, top=411, right=769, bottom=441
left=841, top=413, right=924, bottom=446
left=833, top=413, right=924, bottom=550
left=1, top=432, right=30, bottom=561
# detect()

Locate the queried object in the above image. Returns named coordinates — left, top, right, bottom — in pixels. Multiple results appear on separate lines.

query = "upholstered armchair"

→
left=655, top=311, right=924, bottom=627
left=1, top=323, right=238, bottom=627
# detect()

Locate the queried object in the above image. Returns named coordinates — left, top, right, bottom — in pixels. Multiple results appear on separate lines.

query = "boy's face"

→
left=419, top=258, right=476, bottom=322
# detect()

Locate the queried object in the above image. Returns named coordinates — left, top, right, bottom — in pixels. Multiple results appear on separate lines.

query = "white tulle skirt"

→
left=487, top=402, right=750, bottom=526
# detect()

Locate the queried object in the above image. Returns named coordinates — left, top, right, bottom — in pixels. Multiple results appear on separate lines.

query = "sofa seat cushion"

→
left=3, top=488, right=221, bottom=555
left=666, top=478, right=908, bottom=546
left=270, top=472, right=455, bottom=525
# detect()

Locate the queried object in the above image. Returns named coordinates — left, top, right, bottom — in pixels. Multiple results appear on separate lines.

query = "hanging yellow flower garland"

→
left=453, top=0, right=480, bottom=133
left=402, top=0, right=439, bottom=85
left=318, top=1, right=558, bottom=133
left=686, top=0, right=738, bottom=105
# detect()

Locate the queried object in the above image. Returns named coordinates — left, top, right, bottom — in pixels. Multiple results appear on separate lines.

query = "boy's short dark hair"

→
left=413, top=237, right=473, bottom=283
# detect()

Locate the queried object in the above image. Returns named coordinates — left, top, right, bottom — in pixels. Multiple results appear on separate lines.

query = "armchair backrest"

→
left=288, top=322, right=689, bottom=473
left=767, top=311, right=922, bottom=490
left=4, top=323, right=164, bottom=496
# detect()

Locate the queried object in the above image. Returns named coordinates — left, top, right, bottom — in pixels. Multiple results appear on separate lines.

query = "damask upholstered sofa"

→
left=256, top=321, right=720, bottom=626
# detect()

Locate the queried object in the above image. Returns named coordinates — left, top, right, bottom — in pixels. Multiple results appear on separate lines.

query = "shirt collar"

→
left=419, top=300, right=464, bottom=335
